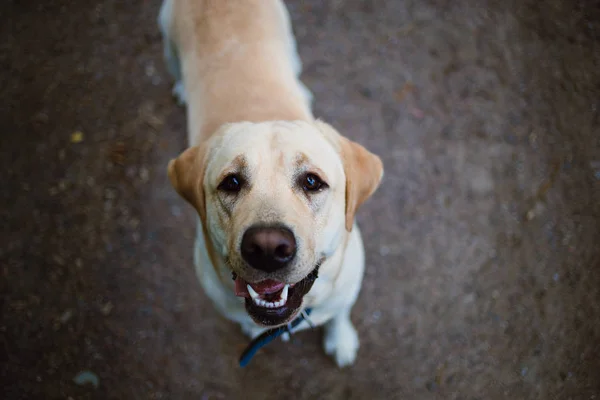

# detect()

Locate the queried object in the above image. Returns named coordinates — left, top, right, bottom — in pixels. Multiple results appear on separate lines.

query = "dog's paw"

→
left=323, top=318, right=359, bottom=368
left=172, top=81, right=186, bottom=105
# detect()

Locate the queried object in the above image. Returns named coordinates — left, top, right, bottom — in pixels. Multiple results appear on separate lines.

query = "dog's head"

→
left=168, top=120, right=383, bottom=326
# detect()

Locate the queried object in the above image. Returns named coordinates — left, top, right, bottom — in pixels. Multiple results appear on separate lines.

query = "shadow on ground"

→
left=1, top=0, right=599, bottom=399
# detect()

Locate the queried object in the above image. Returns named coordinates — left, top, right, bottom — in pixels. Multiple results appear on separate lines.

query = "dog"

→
left=159, top=0, right=383, bottom=367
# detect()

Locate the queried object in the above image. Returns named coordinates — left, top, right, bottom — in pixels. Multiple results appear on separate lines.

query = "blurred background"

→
left=1, top=0, right=599, bottom=398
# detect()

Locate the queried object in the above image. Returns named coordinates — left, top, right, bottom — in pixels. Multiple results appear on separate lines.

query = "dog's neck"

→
left=183, top=50, right=313, bottom=146
left=179, top=18, right=313, bottom=144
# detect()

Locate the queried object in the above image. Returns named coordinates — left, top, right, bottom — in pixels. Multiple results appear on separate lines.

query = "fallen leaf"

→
left=70, top=131, right=84, bottom=143
left=394, top=82, right=415, bottom=103
left=109, top=141, right=126, bottom=165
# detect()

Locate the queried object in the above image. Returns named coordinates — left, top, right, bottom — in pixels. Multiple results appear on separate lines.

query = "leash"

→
left=239, top=308, right=313, bottom=367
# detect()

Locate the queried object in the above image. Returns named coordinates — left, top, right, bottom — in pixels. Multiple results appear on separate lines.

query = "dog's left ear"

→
left=167, top=142, right=209, bottom=224
left=315, top=120, right=384, bottom=232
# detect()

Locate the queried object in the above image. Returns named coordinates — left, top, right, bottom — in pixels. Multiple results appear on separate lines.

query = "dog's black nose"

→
left=241, top=226, right=297, bottom=272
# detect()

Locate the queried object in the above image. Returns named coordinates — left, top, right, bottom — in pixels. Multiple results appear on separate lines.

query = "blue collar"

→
left=239, top=308, right=313, bottom=367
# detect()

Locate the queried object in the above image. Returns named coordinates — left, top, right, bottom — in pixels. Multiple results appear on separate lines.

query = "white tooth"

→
left=247, top=284, right=260, bottom=300
left=281, top=284, right=289, bottom=303
left=275, top=300, right=282, bottom=308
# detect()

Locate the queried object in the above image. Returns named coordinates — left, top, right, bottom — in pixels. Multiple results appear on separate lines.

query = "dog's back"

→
left=159, top=0, right=313, bottom=144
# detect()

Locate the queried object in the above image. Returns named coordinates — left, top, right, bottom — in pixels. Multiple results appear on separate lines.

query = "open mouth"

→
left=233, top=266, right=319, bottom=326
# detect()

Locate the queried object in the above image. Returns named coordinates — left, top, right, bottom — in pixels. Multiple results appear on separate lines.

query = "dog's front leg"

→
left=241, top=322, right=264, bottom=340
left=158, top=0, right=186, bottom=105
left=323, top=309, right=360, bottom=368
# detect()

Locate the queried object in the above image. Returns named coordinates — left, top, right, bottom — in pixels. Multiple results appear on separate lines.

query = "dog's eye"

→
left=301, top=173, right=327, bottom=192
left=218, top=174, right=244, bottom=193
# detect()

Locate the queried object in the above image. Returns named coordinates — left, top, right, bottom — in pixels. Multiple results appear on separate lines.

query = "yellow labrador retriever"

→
left=159, top=0, right=383, bottom=367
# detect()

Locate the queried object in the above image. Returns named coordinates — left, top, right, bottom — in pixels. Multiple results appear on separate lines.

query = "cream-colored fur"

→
left=159, top=0, right=383, bottom=367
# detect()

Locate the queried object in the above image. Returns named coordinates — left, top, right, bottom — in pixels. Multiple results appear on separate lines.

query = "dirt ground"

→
left=1, top=0, right=599, bottom=399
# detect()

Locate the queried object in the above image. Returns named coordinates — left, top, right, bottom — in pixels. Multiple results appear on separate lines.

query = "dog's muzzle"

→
left=233, top=263, right=320, bottom=326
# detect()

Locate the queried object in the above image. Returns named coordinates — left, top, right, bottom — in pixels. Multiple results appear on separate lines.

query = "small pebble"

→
left=132, top=232, right=141, bottom=243
left=145, top=62, right=157, bottom=77
left=469, top=166, right=494, bottom=195
left=372, top=310, right=382, bottom=321
left=463, top=293, right=476, bottom=304
left=171, top=206, right=182, bottom=217
left=59, top=309, right=73, bottom=323
left=73, top=370, right=99, bottom=388
left=126, top=166, right=137, bottom=178
left=104, top=188, right=118, bottom=199
left=100, top=302, right=113, bottom=316
left=526, top=209, right=536, bottom=221
left=139, top=167, right=150, bottom=182
left=409, top=107, right=425, bottom=119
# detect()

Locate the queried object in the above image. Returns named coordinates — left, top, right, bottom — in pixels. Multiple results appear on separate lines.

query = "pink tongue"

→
left=234, top=278, right=285, bottom=297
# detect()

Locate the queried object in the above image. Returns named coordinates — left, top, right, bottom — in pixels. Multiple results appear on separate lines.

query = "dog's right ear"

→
left=167, top=143, right=209, bottom=224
